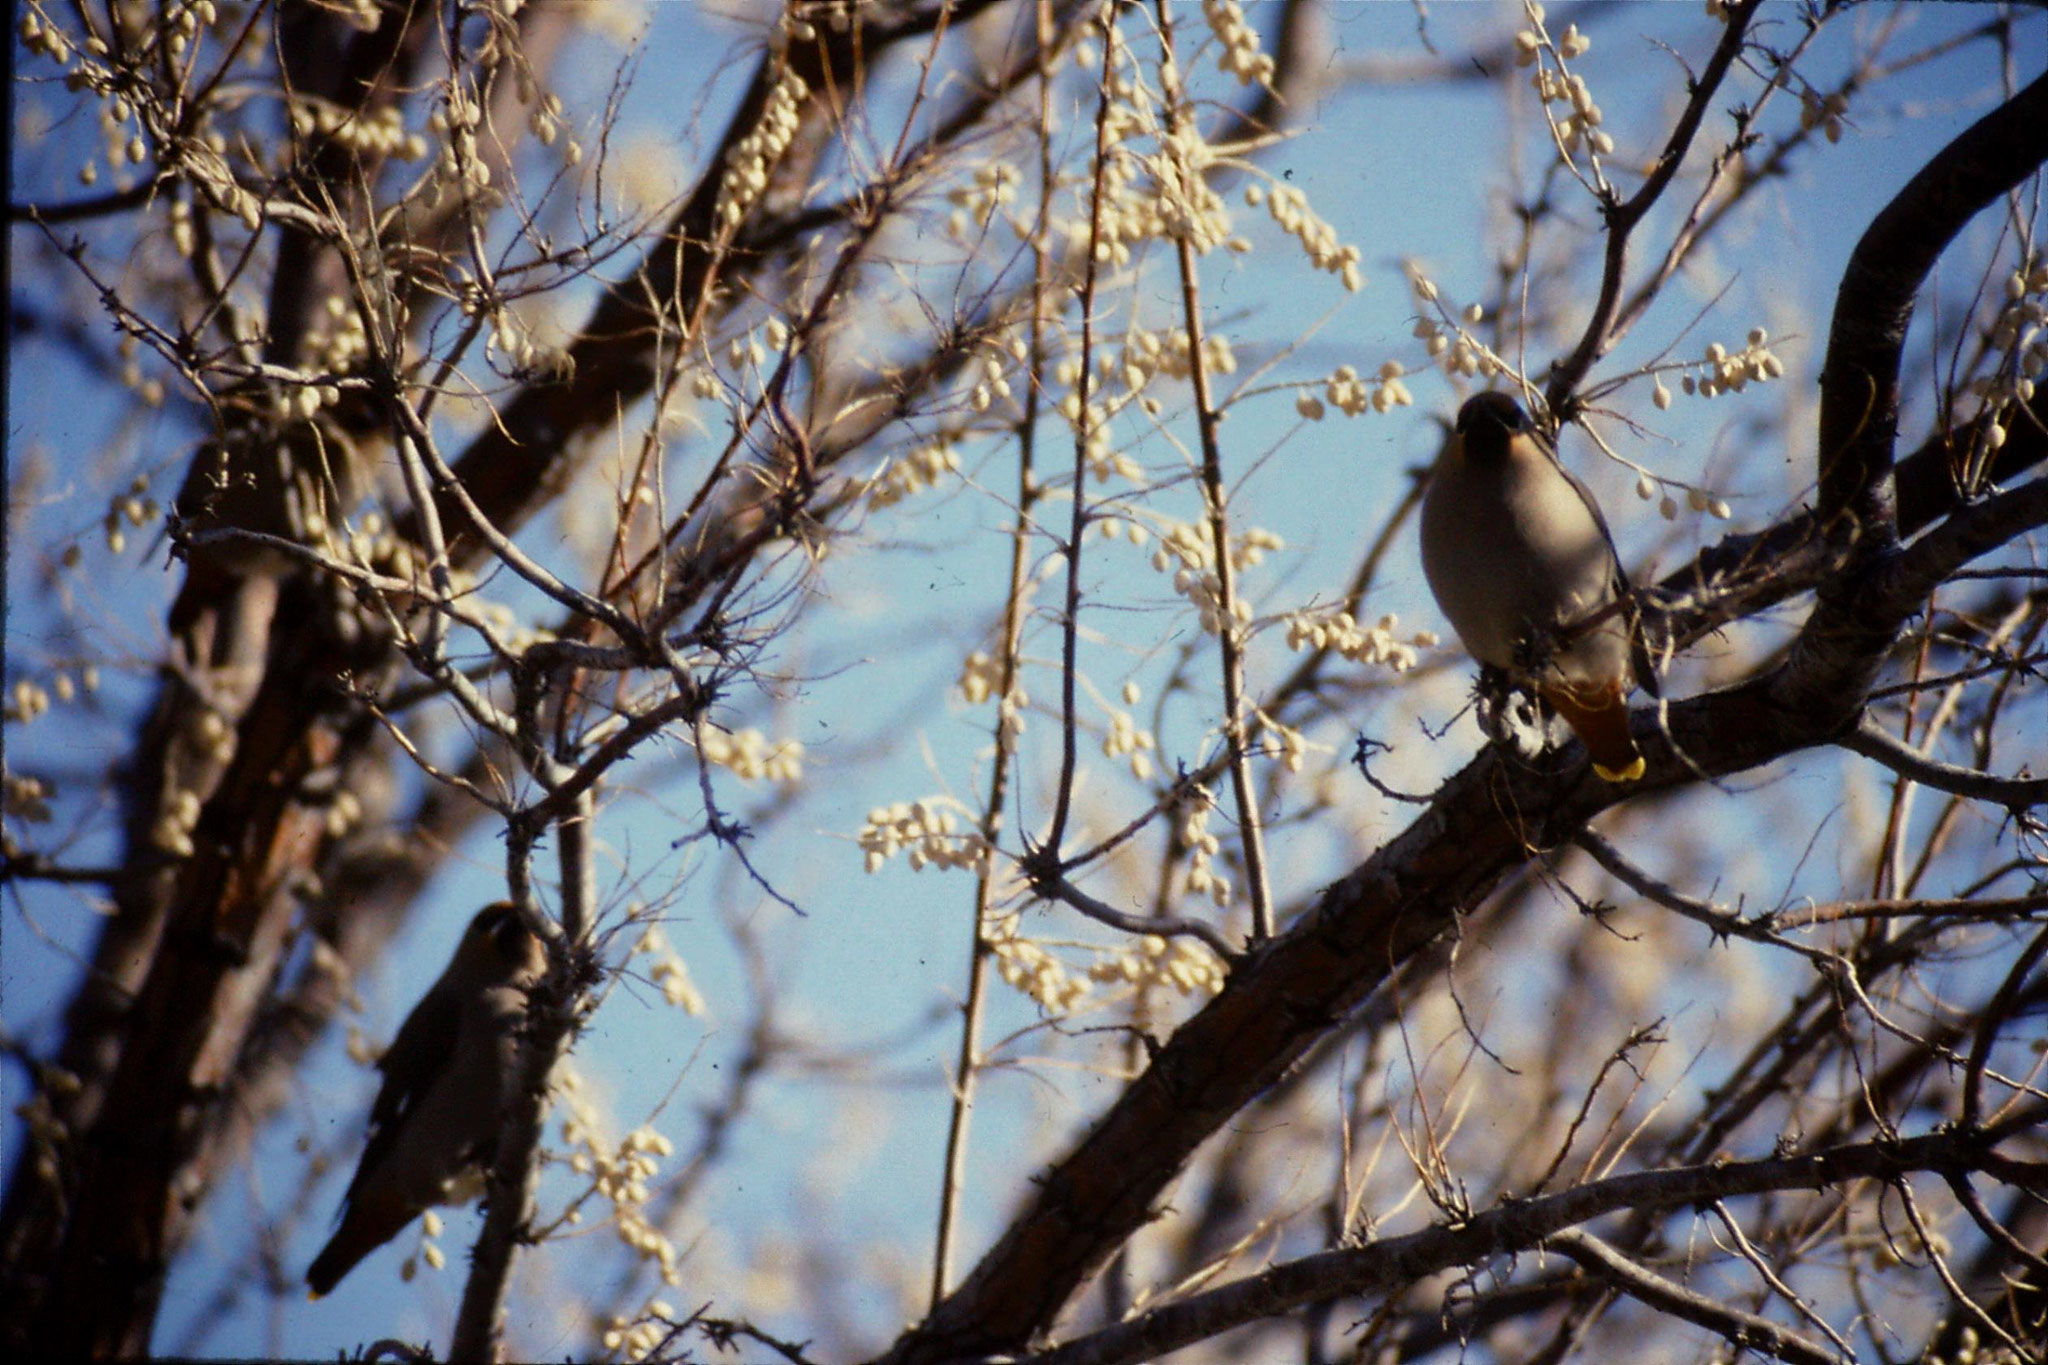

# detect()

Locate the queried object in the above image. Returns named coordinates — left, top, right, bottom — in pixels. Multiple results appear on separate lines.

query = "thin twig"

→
left=930, top=2, right=1061, bottom=1305
left=1156, top=0, right=1273, bottom=942
left=1042, top=4, right=1119, bottom=865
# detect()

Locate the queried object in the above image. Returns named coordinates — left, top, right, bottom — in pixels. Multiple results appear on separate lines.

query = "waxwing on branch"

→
left=306, top=903, right=545, bottom=1298
left=1418, top=391, right=1660, bottom=782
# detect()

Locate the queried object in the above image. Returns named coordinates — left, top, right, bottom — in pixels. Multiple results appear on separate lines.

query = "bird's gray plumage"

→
left=1419, top=391, right=1656, bottom=780
left=306, top=903, right=544, bottom=1297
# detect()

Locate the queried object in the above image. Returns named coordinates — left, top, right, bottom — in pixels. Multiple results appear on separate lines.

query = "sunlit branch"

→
left=1841, top=713, right=2048, bottom=810
left=1015, top=1125, right=2036, bottom=1365
left=1156, top=0, right=1274, bottom=943
left=1551, top=1227, right=1839, bottom=1365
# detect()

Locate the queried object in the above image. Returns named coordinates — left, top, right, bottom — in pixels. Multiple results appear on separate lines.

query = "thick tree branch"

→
left=1815, top=67, right=2048, bottom=533
left=1007, top=1125, right=2032, bottom=1365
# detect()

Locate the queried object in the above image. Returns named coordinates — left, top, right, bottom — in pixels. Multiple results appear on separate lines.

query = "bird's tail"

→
left=1542, top=681, right=1645, bottom=783
left=306, top=1189, right=414, bottom=1299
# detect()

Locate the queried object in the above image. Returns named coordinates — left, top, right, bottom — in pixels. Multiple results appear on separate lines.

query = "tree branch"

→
left=1007, top=1126, right=2027, bottom=1365
left=1816, top=67, right=2048, bottom=532
left=1547, top=1229, right=1842, bottom=1365
left=1841, top=714, right=2048, bottom=810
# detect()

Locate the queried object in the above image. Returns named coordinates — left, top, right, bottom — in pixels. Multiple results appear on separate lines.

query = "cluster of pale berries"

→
left=426, top=86, right=502, bottom=210
left=1966, top=257, right=2048, bottom=454
left=1410, top=284, right=1506, bottom=381
left=1244, top=183, right=1364, bottom=292
left=1630, top=471, right=1731, bottom=524
left=1101, top=686, right=1158, bottom=781
left=322, top=790, right=365, bottom=841
left=968, top=334, right=1026, bottom=414
left=1514, top=16, right=1591, bottom=65
left=958, top=651, right=1028, bottom=742
left=1651, top=330, right=1786, bottom=408
left=1298, top=361, right=1414, bottom=420
left=1151, top=127, right=1237, bottom=255
left=407, top=1211, right=450, bottom=1279
left=1284, top=609, right=1435, bottom=671
left=1062, top=15, right=1353, bottom=280
left=307, top=295, right=372, bottom=379
left=947, top=161, right=1021, bottom=237
left=986, top=916, right=1226, bottom=1016
left=736, top=317, right=793, bottom=372
left=1799, top=89, right=1852, bottom=145
left=152, top=785, right=205, bottom=858
left=1049, top=360, right=1142, bottom=483
left=92, top=92, right=154, bottom=188
left=555, top=1071, right=684, bottom=1297
left=18, top=5, right=76, bottom=64
left=105, top=333, right=166, bottom=409
left=1179, top=785, right=1232, bottom=909
left=4, top=772, right=55, bottom=826
left=342, top=510, right=424, bottom=599
left=179, top=125, right=271, bottom=233
left=864, top=434, right=962, bottom=511
left=1915, top=1324, right=2021, bottom=1365
left=717, top=65, right=809, bottom=229
left=484, top=304, right=574, bottom=381
left=858, top=799, right=992, bottom=876
left=988, top=914, right=1092, bottom=1014
left=23, top=2, right=220, bottom=209
left=1254, top=708, right=1314, bottom=775
left=290, top=98, right=427, bottom=161
left=687, top=315, right=797, bottom=410
left=523, top=89, right=573, bottom=154
left=1147, top=521, right=1284, bottom=636
left=601, top=1303, right=679, bottom=1364
left=958, top=651, right=1005, bottom=705
left=248, top=296, right=378, bottom=424
left=6, top=663, right=100, bottom=724
left=1072, top=30, right=1209, bottom=268
left=1087, top=117, right=1235, bottom=265
left=697, top=727, right=804, bottom=785
left=1517, top=19, right=1612, bottom=158
left=779, top=0, right=860, bottom=43
left=1087, top=933, right=1228, bottom=997
left=631, top=923, right=707, bottom=1014
left=1203, top=0, right=1275, bottom=87
left=37, top=0, right=213, bottom=64
left=1122, top=324, right=1238, bottom=391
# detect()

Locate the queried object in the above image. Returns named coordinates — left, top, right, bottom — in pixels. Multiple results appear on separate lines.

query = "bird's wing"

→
left=1553, top=446, right=1662, bottom=699
left=344, top=981, right=463, bottom=1204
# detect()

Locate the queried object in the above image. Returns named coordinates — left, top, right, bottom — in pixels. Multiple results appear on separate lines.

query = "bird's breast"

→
left=1421, top=457, right=1620, bottom=676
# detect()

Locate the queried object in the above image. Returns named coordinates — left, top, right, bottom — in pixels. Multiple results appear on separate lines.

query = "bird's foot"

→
left=1474, top=669, right=1549, bottom=760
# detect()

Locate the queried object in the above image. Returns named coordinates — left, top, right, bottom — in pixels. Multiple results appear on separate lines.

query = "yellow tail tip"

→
left=1593, top=756, right=1646, bottom=783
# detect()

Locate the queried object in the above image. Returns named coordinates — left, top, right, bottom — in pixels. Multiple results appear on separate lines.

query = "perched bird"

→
left=307, top=903, right=545, bottom=1298
left=1419, top=391, right=1659, bottom=782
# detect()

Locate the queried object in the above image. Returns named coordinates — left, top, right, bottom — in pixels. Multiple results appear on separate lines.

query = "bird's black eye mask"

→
left=490, top=918, right=527, bottom=960
left=468, top=903, right=533, bottom=963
